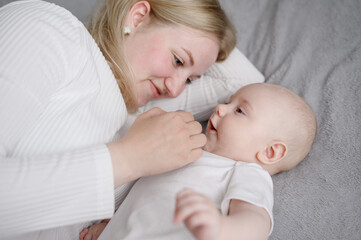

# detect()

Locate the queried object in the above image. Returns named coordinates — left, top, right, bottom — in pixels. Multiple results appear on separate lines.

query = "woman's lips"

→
left=149, top=80, right=160, bottom=99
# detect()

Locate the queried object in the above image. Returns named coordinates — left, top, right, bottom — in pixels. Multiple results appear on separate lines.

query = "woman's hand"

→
left=174, top=188, right=224, bottom=240
left=108, top=108, right=206, bottom=187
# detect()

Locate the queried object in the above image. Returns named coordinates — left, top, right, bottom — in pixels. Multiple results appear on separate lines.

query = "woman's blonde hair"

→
left=88, top=0, right=236, bottom=112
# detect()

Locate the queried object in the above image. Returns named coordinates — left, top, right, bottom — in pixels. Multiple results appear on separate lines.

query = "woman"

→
left=0, top=0, right=263, bottom=239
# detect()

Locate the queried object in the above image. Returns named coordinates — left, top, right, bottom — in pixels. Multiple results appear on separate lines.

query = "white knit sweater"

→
left=0, top=1, right=264, bottom=239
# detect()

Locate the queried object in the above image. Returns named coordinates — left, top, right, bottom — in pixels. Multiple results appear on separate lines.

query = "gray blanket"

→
left=1, top=0, right=359, bottom=239
left=220, top=0, right=361, bottom=239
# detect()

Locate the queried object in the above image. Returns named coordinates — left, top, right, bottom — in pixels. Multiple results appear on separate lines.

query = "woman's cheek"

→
left=151, top=53, right=174, bottom=76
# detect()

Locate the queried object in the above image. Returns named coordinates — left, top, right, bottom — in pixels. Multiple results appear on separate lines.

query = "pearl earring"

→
left=124, top=26, right=131, bottom=35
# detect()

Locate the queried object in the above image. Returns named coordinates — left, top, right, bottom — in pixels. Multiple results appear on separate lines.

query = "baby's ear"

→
left=256, top=141, right=287, bottom=165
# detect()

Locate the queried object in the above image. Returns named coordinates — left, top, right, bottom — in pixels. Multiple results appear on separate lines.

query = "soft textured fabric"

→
left=0, top=1, right=264, bottom=239
left=99, top=151, right=273, bottom=240
left=219, top=0, right=361, bottom=239
left=0, top=0, right=123, bottom=238
left=1, top=0, right=358, bottom=239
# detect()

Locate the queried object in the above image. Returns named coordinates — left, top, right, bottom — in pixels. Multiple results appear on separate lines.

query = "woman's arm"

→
left=0, top=145, right=115, bottom=238
left=0, top=3, right=206, bottom=237
left=0, top=2, right=116, bottom=237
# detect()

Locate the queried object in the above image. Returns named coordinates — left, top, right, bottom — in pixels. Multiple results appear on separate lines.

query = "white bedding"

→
left=0, top=0, right=360, bottom=239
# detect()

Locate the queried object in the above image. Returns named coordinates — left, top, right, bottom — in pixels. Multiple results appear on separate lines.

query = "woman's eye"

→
left=174, top=56, right=184, bottom=66
left=186, top=78, right=192, bottom=85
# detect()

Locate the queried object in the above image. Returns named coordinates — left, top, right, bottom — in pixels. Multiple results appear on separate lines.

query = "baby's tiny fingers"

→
left=174, top=200, right=210, bottom=224
left=184, top=211, right=211, bottom=231
left=176, top=188, right=195, bottom=199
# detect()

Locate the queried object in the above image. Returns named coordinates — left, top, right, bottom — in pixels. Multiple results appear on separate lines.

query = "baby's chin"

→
left=202, top=141, right=215, bottom=153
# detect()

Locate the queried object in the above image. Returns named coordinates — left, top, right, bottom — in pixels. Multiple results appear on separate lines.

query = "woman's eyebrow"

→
left=181, top=47, right=194, bottom=66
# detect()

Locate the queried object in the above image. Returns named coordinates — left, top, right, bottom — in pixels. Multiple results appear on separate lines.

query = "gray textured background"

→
left=0, top=0, right=99, bottom=22
left=1, top=0, right=360, bottom=239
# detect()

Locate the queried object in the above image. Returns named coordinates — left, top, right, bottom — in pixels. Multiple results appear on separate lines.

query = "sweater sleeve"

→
left=0, top=145, right=115, bottom=238
left=0, top=1, right=114, bottom=237
left=138, top=48, right=265, bottom=121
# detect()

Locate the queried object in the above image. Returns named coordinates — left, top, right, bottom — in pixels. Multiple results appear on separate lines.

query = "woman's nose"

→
left=164, top=75, right=187, bottom=98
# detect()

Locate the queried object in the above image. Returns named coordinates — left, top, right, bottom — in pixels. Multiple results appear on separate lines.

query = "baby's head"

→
left=204, top=83, right=317, bottom=175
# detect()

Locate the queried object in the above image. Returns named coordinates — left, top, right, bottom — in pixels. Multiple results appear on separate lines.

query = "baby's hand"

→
left=79, top=219, right=109, bottom=240
left=174, top=188, right=224, bottom=240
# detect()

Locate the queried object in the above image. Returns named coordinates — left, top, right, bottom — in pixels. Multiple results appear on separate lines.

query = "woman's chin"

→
left=137, top=98, right=148, bottom=107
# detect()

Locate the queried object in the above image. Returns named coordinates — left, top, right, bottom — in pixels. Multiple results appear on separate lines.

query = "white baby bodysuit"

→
left=99, top=151, right=274, bottom=240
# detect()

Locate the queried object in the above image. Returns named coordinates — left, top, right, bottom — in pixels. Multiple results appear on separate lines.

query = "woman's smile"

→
left=149, top=80, right=161, bottom=99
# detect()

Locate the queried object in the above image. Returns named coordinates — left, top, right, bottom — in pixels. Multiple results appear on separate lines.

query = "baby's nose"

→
left=216, top=104, right=227, bottom=117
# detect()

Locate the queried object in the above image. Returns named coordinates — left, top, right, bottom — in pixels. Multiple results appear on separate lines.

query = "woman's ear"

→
left=125, top=1, right=151, bottom=30
left=256, top=142, right=287, bottom=165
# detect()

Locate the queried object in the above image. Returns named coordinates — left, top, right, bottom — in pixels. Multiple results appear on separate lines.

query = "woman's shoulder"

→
left=1, top=1, right=92, bottom=50
left=0, top=0, right=119, bottom=102
left=1, top=0, right=80, bottom=21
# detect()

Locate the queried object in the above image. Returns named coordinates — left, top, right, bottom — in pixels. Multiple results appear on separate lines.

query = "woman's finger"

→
left=171, top=110, right=195, bottom=123
left=137, top=107, right=166, bottom=120
left=189, top=133, right=207, bottom=149
left=112, top=109, right=203, bottom=180
left=186, top=120, right=203, bottom=136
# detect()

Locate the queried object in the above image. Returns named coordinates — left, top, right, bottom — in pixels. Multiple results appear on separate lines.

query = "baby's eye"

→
left=174, top=55, right=184, bottom=66
left=186, top=78, right=192, bottom=85
left=236, top=108, right=243, bottom=114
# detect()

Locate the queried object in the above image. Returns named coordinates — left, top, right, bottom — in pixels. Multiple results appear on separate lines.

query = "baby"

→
left=80, top=83, right=317, bottom=240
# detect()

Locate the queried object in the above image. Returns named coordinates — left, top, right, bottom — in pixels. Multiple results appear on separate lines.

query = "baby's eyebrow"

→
left=242, top=100, right=253, bottom=113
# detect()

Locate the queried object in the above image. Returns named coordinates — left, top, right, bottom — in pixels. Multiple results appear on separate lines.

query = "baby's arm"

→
left=174, top=188, right=222, bottom=240
left=174, top=189, right=270, bottom=240
left=220, top=199, right=271, bottom=240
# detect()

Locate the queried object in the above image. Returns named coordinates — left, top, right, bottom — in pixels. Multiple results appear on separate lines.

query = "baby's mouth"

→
left=209, top=119, right=217, bottom=132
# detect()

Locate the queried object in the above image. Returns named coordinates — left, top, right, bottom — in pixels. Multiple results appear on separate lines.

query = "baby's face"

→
left=204, top=84, right=282, bottom=162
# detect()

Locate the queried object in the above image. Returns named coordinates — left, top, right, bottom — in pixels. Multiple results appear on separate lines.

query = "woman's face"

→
left=124, top=24, right=220, bottom=107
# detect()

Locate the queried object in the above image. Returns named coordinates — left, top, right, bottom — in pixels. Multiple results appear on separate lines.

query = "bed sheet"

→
left=0, top=0, right=360, bottom=239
